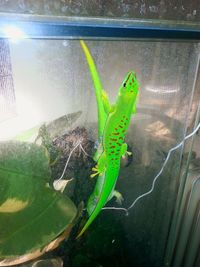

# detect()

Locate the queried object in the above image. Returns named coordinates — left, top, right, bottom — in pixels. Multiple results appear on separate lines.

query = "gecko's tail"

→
left=77, top=192, right=104, bottom=238
left=76, top=180, right=109, bottom=238
left=76, top=217, right=92, bottom=239
left=77, top=168, right=118, bottom=238
left=76, top=203, right=102, bottom=239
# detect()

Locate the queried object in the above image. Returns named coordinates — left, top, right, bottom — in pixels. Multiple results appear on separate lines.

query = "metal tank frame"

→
left=0, top=14, right=200, bottom=40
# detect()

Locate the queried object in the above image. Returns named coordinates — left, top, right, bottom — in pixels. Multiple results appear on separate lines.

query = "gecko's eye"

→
left=123, top=82, right=126, bottom=87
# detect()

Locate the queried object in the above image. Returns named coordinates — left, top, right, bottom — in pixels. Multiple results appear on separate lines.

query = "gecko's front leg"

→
left=120, top=143, right=132, bottom=159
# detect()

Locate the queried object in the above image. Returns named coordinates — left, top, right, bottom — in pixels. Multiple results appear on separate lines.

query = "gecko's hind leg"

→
left=109, top=190, right=124, bottom=205
left=90, top=152, right=106, bottom=178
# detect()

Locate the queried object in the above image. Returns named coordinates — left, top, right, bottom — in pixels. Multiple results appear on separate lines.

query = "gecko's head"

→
left=119, top=71, right=139, bottom=96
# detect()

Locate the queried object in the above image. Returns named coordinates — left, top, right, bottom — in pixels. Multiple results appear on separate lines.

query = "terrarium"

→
left=0, top=5, right=200, bottom=267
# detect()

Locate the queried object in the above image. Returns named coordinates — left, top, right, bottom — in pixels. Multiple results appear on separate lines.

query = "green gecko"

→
left=79, top=39, right=122, bottom=222
left=77, top=71, right=139, bottom=237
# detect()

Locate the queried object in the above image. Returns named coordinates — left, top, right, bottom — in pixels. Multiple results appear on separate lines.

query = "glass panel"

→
left=0, top=38, right=199, bottom=267
left=0, top=1, right=199, bottom=22
left=0, top=39, right=16, bottom=122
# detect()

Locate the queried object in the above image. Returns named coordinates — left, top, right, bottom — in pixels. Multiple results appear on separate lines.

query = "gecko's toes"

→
left=90, top=173, right=98, bottom=178
left=116, top=195, right=124, bottom=205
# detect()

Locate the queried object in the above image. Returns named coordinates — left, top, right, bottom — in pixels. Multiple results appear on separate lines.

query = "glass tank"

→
left=0, top=17, right=200, bottom=267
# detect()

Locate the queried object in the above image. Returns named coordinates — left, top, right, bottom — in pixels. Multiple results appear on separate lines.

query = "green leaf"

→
left=0, top=141, right=77, bottom=257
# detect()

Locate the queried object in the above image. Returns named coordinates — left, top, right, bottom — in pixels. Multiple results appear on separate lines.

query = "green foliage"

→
left=0, top=141, right=77, bottom=257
